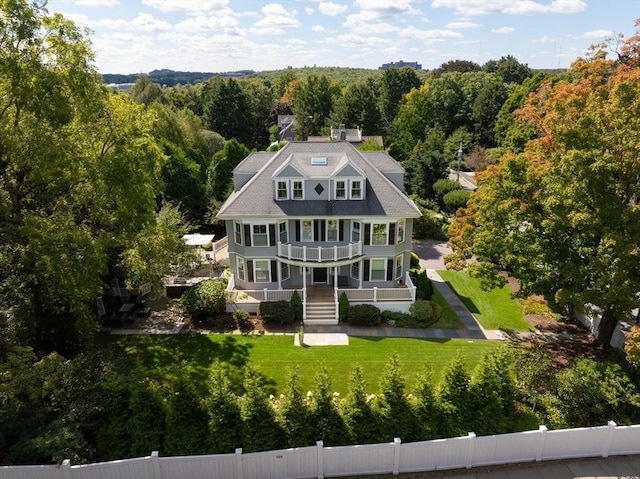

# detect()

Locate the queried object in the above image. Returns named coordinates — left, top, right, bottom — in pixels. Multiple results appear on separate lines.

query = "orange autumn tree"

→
left=448, top=25, right=640, bottom=347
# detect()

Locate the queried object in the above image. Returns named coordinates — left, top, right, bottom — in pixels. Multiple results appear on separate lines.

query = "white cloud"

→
left=252, top=3, right=300, bottom=33
left=431, top=0, right=586, bottom=16
left=532, top=35, right=559, bottom=43
left=141, top=0, right=229, bottom=14
left=581, top=29, right=614, bottom=39
left=318, top=2, right=348, bottom=16
left=327, top=33, right=392, bottom=45
left=73, top=0, right=119, bottom=6
left=312, top=25, right=326, bottom=32
left=492, top=26, right=515, bottom=34
left=355, top=0, right=420, bottom=17
left=175, top=14, right=239, bottom=32
left=446, top=21, right=481, bottom=29
left=131, top=13, right=172, bottom=32
left=399, top=26, right=462, bottom=42
left=352, top=21, right=400, bottom=35
left=305, top=7, right=314, bottom=15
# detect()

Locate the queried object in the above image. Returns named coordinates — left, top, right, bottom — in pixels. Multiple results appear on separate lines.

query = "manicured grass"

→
left=430, top=286, right=463, bottom=329
left=437, top=270, right=533, bottom=332
left=108, top=333, right=501, bottom=396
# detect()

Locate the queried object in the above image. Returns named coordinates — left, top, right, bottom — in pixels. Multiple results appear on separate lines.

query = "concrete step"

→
left=305, top=302, right=338, bottom=325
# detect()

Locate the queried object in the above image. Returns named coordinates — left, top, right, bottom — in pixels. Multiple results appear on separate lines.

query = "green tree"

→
left=375, top=354, right=415, bottom=441
left=340, top=365, right=379, bottom=444
left=206, top=139, right=250, bottom=201
left=310, top=362, right=347, bottom=445
left=205, top=366, right=242, bottom=453
left=130, top=74, right=165, bottom=106
left=240, top=367, right=284, bottom=452
left=403, top=141, right=448, bottom=199
left=202, top=77, right=254, bottom=147
left=412, top=367, right=441, bottom=440
left=127, top=380, right=166, bottom=457
left=330, top=81, right=382, bottom=135
left=438, top=358, right=471, bottom=437
left=277, top=367, right=313, bottom=447
left=164, top=375, right=210, bottom=456
left=493, top=55, right=533, bottom=84
left=294, top=75, right=336, bottom=140
left=378, top=67, right=422, bottom=129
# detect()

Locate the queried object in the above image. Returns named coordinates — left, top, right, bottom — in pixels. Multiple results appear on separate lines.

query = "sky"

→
left=46, top=0, right=640, bottom=74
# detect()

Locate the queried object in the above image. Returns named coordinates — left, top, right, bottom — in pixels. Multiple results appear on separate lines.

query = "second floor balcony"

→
left=277, top=241, right=363, bottom=263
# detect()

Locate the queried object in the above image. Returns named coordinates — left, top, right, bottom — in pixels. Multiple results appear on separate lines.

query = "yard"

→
left=107, top=334, right=502, bottom=396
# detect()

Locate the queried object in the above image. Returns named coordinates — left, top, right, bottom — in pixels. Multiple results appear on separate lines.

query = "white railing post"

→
left=318, top=246, right=322, bottom=262
left=348, top=243, right=353, bottom=258
left=393, top=437, right=401, bottom=475
left=288, top=243, right=292, bottom=259
left=317, top=440, right=324, bottom=479
left=264, top=288, right=268, bottom=301
left=61, top=459, right=72, bottom=479
left=151, top=451, right=161, bottom=479
left=303, top=288, right=307, bottom=320
left=373, top=287, right=377, bottom=302
left=334, top=245, right=338, bottom=261
left=536, top=425, right=547, bottom=461
left=465, top=432, right=476, bottom=469
left=303, top=246, right=307, bottom=261
left=235, top=448, right=244, bottom=479
left=603, top=421, right=617, bottom=458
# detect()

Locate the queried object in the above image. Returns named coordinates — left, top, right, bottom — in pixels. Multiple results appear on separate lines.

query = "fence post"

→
left=60, top=459, right=72, bottom=479
left=235, top=448, right=244, bottom=479
left=536, top=425, right=548, bottom=462
left=151, top=451, right=161, bottom=479
left=465, top=432, right=476, bottom=469
left=392, top=437, right=402, bottom=475
left=317, top=440, right=324, bottom=479
left=603, top=421, right=617, bottom=458
left=264, top=288, right=268, bottom=302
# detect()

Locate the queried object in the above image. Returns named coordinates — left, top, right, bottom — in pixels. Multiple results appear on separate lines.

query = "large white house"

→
left=217, top=141, right=421, bottom=324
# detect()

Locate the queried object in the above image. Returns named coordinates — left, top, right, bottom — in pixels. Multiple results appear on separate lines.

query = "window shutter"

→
left=295, top=220, right=301, bottom=242
left=339, top=220, right=344, bottom=241
left=314, top=220, right=319, bottom=242
left=364, top=223, right=371, bottom=245
left=363, top=259, right=370, bottom=281
left=387, top=259, right=393, bottom=281
left=247, top=260, right=254, bottom=282
left=244, top=225, right=251, bottom=247
left=269, top=224, right=276, bottom=246
left=389, top=223, right=396, bottom=245
left=271, top=261, right=277, bottom=282
left=320, top=220, right=326, bottom=241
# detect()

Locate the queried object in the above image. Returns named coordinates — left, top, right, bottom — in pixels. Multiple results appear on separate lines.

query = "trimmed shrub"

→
left=443, top=189, right=471, bottom=212
left=290, top=290, right=303, bottom=322
left=413, top=212, right=448, bottom=240
left=346, top=304, right=381, bottom=326
left=409, top=300, right=439, bottom=327
left=233, top=309, right=251, bottom=329
left=433, top=178, right=462, bottom=200
left=381, top=310, right=409, bottom=326
left=415, top=270, right=434, bottom=300
left=338, top=292, right=350, bottom=322
left=259, top=301, right=295, bottom=324
left=181, top=279, right=227, bottom=318
left=410, top=252, right=420, bottom=269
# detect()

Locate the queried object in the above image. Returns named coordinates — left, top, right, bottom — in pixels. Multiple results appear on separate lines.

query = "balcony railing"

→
left=277, top=241, right=363, bottom=263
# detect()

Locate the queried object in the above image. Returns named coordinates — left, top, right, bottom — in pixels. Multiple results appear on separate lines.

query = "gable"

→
left=334, top=163, right=362, bottom=177
left=274, top=164, right=304, bottom=178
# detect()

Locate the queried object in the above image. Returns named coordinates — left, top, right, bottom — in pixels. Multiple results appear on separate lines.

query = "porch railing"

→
left=225, top=274, right=300, bottom=304
left=277, top=241, right=362, bottom=262
left=336, top=272, right=416, bottom=303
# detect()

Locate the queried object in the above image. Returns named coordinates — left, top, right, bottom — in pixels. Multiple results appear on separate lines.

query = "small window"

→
left=372, top=223, right=387, bottom=246
left=254, top=260, right=270, bottom=283
left=234, top=222, right=242, bottom=245
left=397, top=219, right=405, bottom=244
left=276, top=180, right=288, bottom=200
left=352, top=221, right=360, bottom=242
left=351, top=261, right=360, bottom=280
left=351, top=180, right=362, bottom=199
left=370, top=259, right=386, bottom=282
left=279, top=221, right=288, bottom=244
left=292, top=180, right=304, bottom=199
left=281, top=261, right=290, bottom=281
left=327, top=220, right=338, bottom=242
left=301, top=220, right=313, bottom=242
left=237, top=257, right=246, bottom=281
left=311, top=156, right=327, bottom=165
left=252, top=224, right=268, bottom=246
left=395, top=254, right=403, bottom=280
left=335, top=180, right=346, bottom=199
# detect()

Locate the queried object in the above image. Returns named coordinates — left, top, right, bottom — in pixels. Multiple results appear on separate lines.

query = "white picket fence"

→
left=3, top=422, right=640, bottom=479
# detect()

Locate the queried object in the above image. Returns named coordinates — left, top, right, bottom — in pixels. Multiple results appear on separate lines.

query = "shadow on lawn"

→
left=442, top=281, right=480, bottom=314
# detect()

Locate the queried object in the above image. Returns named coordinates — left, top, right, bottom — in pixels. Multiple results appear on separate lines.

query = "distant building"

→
left=379, top=61, right=422, bottom=70
left=307, top=124, right=384, bottom=148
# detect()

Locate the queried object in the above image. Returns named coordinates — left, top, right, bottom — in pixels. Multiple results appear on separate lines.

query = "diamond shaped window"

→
left=314, top=183, right=324, bottom=195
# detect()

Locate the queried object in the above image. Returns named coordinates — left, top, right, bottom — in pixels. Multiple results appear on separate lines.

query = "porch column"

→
left=302, top=266, right=307, bottom=320
left=358, top=258, right=363, bottom=289
left=334, top=266, right=339, bottom=320
left=277, top=259, right=282, bottom=290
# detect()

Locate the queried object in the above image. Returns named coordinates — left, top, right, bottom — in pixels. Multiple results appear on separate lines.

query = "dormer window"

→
left=335, top=180, right=346, bottom=199
left=351, top=180, right=362, bottom=199
left=292, top=180, right=304, bottom=199
left=277, top=181, right=288, bottom=200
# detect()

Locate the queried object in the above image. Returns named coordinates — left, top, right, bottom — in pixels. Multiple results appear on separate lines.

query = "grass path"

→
left=437, top=270, right=533, bottom=331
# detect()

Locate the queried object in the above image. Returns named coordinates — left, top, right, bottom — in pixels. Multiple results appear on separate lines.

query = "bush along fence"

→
left=3, top=422, right=640, bottom=479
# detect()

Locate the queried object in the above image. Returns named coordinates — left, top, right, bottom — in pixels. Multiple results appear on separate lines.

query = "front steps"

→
left=304, top=302, right=338, bottom=326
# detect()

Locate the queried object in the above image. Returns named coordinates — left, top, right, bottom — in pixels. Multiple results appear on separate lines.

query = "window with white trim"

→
left=276, top=180, right=288, bottom=200
left=281, top=261, right=290, bottom=281
left=351, top=261, right=360, bottom=280
left=351, top=180, right=362, bottom=199
left=234, top=222, right=242, bottom=245
left=372, top=223, right=387, bottom=245
left=301, top=220, right=313, bottom=242
left=252, top=224, right=268, bottom=246
left=327, top=220, right=338, bottom=242
left=254, top=260, right=270, bottom=283
left=237, top=257, right=246, bottom=281
left=279, top=221, right=288, bottom=243
left=395, top=254, right=403, bottom=280
left=370, top=258, right=386, bottom=281
left=352, top=221, right=360, bottom=242
left=397, top=219, right=405, bottom=244
left=292, top=180, right=304, bottom=199
left=335, top=180, right=346, bottom=199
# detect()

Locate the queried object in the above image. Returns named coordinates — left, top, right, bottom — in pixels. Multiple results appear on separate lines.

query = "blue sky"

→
left=46, top=0, right=640, bottom=74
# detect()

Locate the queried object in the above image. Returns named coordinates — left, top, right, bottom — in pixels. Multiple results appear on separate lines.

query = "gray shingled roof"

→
left=217, top=142, right=421, bottom=219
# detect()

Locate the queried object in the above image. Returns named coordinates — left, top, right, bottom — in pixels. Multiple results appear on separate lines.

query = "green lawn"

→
left=108, top=334, right=501, bottom=396
left=430, top=286, right=464, bottom=329
left=437, top=270, right=534, bottom=332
